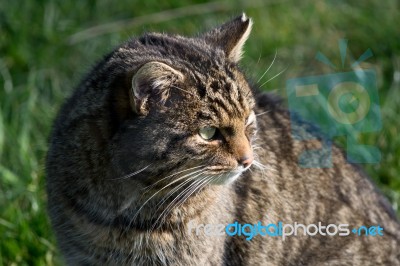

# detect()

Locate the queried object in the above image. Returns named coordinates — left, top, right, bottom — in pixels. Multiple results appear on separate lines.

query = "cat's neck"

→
left=123, top=182, right=236, bottom=232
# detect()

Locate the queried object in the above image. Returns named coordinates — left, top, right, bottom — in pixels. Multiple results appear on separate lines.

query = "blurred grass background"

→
left=0, top=0, right=399, bottom=264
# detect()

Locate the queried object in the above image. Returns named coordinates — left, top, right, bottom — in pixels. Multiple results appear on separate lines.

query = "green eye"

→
left=199, top=126, right=217, bottom=140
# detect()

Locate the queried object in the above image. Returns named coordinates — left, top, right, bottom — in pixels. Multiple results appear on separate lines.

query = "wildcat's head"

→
left=110, top=14, right=257, bottom=186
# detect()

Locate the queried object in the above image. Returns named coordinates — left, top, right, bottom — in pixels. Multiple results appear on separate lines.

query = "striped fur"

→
left=46, top=14, right=400, bottom=265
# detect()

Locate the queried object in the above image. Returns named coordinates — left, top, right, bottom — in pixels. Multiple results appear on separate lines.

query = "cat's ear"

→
left=203, top=13, right=253, bottom=63
left=130, top=61, right=184, bottom=115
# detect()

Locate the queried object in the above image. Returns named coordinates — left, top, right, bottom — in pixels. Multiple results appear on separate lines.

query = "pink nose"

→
left=239, top=155, right=253, bottom=168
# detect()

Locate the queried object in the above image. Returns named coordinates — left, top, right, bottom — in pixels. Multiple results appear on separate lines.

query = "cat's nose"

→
left=239, top=154, right=253, bottom=168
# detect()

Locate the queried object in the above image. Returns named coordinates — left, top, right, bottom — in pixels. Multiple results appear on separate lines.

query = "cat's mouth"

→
left=205, top=165, right=249, bottom=185
left=205, top=165, right=234, bottom=174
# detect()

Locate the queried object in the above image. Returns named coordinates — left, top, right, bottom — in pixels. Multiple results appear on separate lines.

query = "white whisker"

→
left=257, top=49, right=278, bottom=83
left=171, top=85, right=196, bottom=96
left=141, top=165, right=204, bottom=192
left=151, top=170, right=205, bottom=214
left=151, top=175, right=209, bottom=231
left=259, top=66, right=288, bottom=88
left=255, top=110, right=271, bottom=117
left=253, top=160, right=276, bottom=173
left=256, top=53, right=262, bottom=65
left=176, top=175, right=212, bottom=210
left=124, top=168, right=204, bottom=222
left=110, top=164, right=151, bottom=180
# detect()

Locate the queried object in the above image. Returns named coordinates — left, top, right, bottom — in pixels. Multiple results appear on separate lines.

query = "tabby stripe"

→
left=237, top=86, right=248, bottom=112
left=192, top=71, right=207, bottom=98
left=227, top=80, right=245, bottom=115
left=208, top=95, right=233, bottom=116
left=196, top=111, right=218, bottom=124
left=268, top=112, right=285, bottom=190
left=209, top=104, right=227, bottom=122
left=270, top=112, right=304, bottom=187
left=224, top=65, right=236, bottom=80
left=196, top=111, right=212, bottom=121
left=228, top=90, right=244, bottom=115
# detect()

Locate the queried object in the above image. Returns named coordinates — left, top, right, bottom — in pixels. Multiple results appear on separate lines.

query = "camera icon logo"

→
left=327, top=81, right=370, bottom=125
left=286, top=40, right=381, bottom=168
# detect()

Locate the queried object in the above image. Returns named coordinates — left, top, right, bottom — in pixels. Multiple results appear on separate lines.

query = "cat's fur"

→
left=46, top=14, right=400, bottom=265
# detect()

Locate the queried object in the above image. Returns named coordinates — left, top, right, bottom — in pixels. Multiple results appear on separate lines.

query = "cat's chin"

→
left=209, top=167, right=246, bottom=185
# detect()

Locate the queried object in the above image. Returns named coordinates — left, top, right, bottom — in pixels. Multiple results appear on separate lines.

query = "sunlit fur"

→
left=46, top=14, right=400, bottom=265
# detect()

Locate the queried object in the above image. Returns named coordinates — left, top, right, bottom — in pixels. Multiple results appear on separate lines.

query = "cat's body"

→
left=46, top=14, right=400, bottom=265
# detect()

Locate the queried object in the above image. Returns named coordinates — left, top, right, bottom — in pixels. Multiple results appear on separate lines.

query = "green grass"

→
left=1, top=0, right=399, bottom=264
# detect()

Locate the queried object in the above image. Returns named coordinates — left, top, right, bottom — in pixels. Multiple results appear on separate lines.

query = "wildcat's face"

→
left=111, top=14, right=256, bottom=186
left=184, top=69, right=256, bottom=184
left=161, top=65, right=257, bottom=185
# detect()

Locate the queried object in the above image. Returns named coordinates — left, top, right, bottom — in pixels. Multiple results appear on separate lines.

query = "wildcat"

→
left=46, top=14, right=400, bottom=265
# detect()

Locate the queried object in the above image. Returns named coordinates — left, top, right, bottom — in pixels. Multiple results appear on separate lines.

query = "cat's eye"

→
left=199, top=126, right=217, bottom=140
